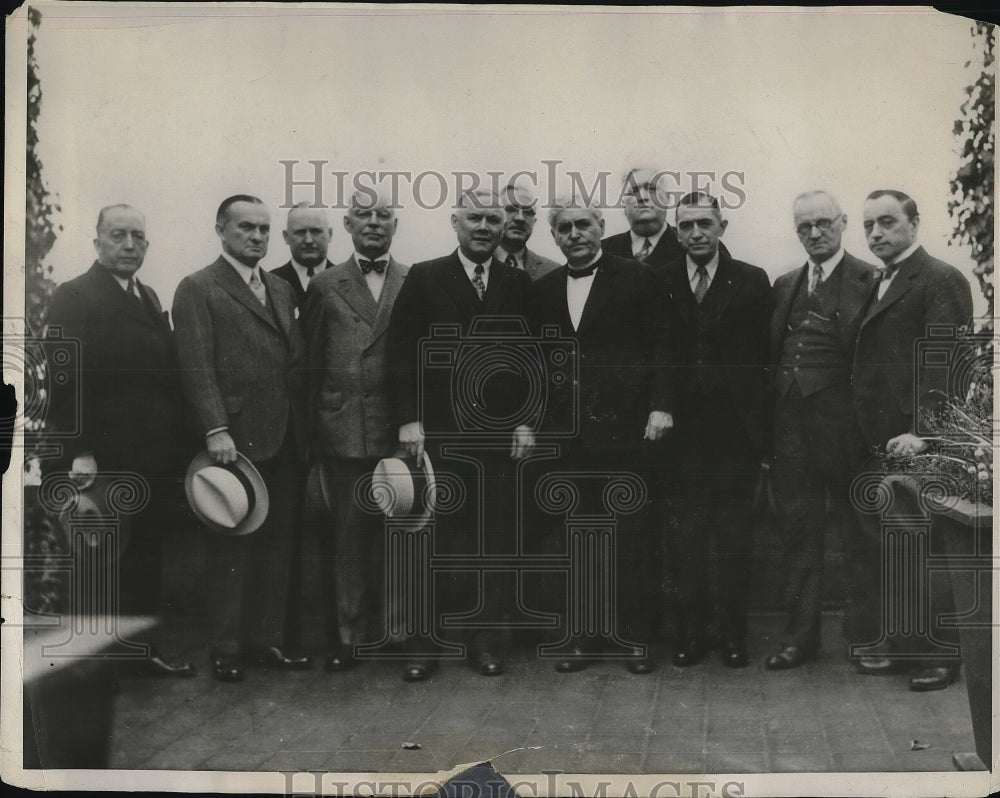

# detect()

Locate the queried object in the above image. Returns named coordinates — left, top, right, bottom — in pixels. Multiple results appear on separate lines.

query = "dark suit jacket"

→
left=771, top=251, right=876, bottom=366
left=44, top=262, right=185, bottom=471
left=530, top=254, right=674, bottom=454
left=303, top=256, right=408, bottom=459
left=172, top=256, right=306, bottom=463
left=386, top=250, right=533, bottom=436
left=522, top=248, right=561, bottom=281
left=853, top=245, right=973, bottom=450
left=652, top=250, right=773, bottom=454
left=271, top=259, right=334, bottom=307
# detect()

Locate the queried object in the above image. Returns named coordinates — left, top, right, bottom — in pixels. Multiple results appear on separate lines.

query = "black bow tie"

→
left=359, top=259, right=387, bottom=275
left=567, top=263, right=598, bottom=279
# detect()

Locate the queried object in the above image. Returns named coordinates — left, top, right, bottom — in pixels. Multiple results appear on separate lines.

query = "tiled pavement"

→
left=109, top=612, right=976, bottom=774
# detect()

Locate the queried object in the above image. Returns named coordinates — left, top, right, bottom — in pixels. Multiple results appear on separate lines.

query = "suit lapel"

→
left=576, top=257, right=616, bottom=335
left=368, top=258, right=405, bottom=346
left=442, top=251, right=483, bottom=319
left=861, top=248, right=923, bottom=329
left=699, top=252, right=738, bottom=316
left=483, top=262, right=513, bottom=314
left=332, top=257, right=379, bottom=325
left=260, top=269, right=295, bottom=341
left=91, top=263, right=163, bottom=330
left=771, top=265, right=808, bottom=360
left=211, top=257, right=280, bottom=331
left=837, top=255, right=873, bottom=348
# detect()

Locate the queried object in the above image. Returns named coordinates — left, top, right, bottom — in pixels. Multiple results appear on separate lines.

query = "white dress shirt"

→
left=221, top=250, right=260, bottom=286
left=807, top=246, right=845, bottom=288
left=457, top=249, right=492, bottom=291
left=290, top=258, right=319, bottom=293
left=630, top=225, right=668, bottom=258
left=494, top=245, right=524, bottom=270
left=686, top=251, right=721, bottom=292
left=566, top=250, right=603, bottom=331
left=355, top=251, right=390, bottom=302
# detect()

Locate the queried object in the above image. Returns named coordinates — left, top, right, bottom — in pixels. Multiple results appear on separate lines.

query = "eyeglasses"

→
left=796, top=218, right=836, bottom=236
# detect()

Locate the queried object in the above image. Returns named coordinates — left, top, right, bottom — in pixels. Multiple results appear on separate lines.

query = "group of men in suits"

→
left=43, top=169, right=973, bottom=690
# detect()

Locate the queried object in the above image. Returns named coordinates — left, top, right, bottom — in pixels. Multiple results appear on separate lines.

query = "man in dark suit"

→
left=386, top=187, right=536, bottom=681
left=852, top=189, right=973, bottom=691
left=44, top=204, right=195, bottom=677
left=602, top=166, right=684, bottom=265
left=765, top=190, right=877, bottom=670
left=494, top=181, right=560, bottom=281
left=302, top=188, right=408, bottom=673
left=271, top=203, right=334, bottom=652
left=172, top=194, right=311, bottom=682
left=652, top=192, right=773, bottom=669
left=530, top=199, right=674, bottom=674
left=272, top=204, right=335, bottom=306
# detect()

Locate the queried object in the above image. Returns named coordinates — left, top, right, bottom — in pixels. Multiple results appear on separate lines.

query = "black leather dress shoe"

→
left=672, top=640, right=705, bottom=667
left=720, top=640, right=749, bottom=668
left=910, top=665, right=958, bottom=692
left=625, top=647, right=655, bottom=675
left=764, top=645, right=815, bottom=671
left=471, top=650, right=505, bottom=676
left=249, top=645, right=312, bottom=670
left=402, top=659, right=437, bottom=682
left=211, top=655, right=245, bottom=683
left=323, top=647, right=357, bottom=673
left=555, top=647, right=593, bottom=673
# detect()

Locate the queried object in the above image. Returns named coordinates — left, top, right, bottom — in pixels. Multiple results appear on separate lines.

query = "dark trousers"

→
left=773, top=381, right=878, bottom=649
left=320, top=456, right=388, bottom=648
left=423, top=440, right=519, bottom=655
left=854, top=457, right=961, bottom=669
left=206, top=438, right=300, bottom=657
left=535, top=448, right=661, bottom=647
left=666, top=395, right=759, bottom=644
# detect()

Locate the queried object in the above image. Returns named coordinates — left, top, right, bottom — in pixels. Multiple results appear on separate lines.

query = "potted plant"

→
left=882, top=335, right=993, bottom=771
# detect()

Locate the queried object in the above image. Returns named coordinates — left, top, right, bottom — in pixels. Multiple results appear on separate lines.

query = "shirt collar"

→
left=889, top=241, right=921, bottom=266
left=221, top=250, right=258, bottom=282
left=808, top=246, right=845, bottom=278
left=494, top=245, right=523, bottom=269
left=291, top=257, right=327, bottom=276
left=630, top=225, right=666, bottom=256
left=687, top=250, right=720, bottom=282
left=457, top=248, right=492, bottom=275
left=568, top=249, right=603, bottom=274
left=110, top=272, right=132, bottom=291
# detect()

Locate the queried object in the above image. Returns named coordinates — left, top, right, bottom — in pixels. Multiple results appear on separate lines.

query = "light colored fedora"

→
left=369, top=452, right=436, bottom=528
left=184, top=451, right=269, bottom=536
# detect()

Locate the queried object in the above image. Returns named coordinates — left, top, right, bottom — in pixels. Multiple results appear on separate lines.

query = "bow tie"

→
left=359, top=259, right=387, bottom=275
left=568, top=263, right=598, bottom=279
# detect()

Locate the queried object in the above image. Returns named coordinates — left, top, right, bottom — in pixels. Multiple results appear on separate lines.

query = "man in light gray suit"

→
left=173, top=194, right=311, bottom=682
left=494, top=181, right=560, bottom=281
left=301, top=188, right=408, bottom=673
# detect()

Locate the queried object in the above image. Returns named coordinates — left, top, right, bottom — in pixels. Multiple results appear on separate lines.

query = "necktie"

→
left=306, top=264, right=316, bottom=279
left=808, top=263, right=823, bottom=295
left=359, top=259, right=387, bottom=275
left=875, top=262, right=898, bottom=283
left=505, top=253, right=518, bottom=270
left=249, top=268, right=267, bottom=305
left=125, top=277, right=142, bottom=305
left=472, top=263, right=486, bottom=300
left=693, top=264, right=710, bottom=304
left=636, top=238, right=652, bottom=262
left=568, top=263, right=598, bottom=279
